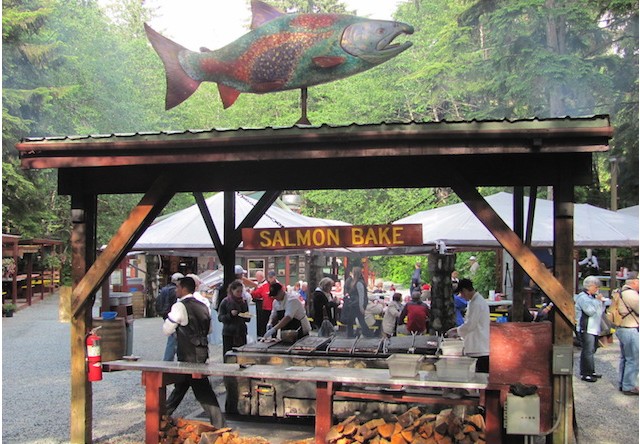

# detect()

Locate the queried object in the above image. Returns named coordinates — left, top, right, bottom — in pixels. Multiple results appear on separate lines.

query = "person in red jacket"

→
left=398, top=291, right=430, bottom=334
left=251, top=270, right=278, bottom=336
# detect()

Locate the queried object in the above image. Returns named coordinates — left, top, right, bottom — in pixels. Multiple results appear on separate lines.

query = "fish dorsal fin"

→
left=218, top=84, right=242, bottom=109
left=251, top=0, right=284, bottom=30
left=312, top=56, right=346, bottom=68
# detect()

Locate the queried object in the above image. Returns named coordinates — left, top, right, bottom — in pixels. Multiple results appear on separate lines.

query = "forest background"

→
left=2, top=0, right=638, bottom=292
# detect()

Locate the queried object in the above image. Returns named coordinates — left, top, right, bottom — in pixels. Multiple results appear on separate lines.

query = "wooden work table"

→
left=104, top=360, right=495, bottom=444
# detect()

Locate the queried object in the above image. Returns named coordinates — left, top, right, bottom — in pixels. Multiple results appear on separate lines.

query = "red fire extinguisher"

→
left=86, top=326, right=103, bottom=382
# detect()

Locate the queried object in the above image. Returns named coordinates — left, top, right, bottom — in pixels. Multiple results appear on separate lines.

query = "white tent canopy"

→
left=134, top=192, right=352, bottom=255
left=394, top=192, right=639, bottom=249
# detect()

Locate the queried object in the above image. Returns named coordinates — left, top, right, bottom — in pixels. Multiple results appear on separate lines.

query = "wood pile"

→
left=159, top=417, right=270, bottom=444
left=325, top=407, right=486, bottom=444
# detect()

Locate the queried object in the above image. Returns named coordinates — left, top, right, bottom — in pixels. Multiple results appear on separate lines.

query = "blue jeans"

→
left=163, top=333, right=177, bottom=361
left=579, top=332, right=597, bottom=376
left=616, top=327, right=639, bottom=391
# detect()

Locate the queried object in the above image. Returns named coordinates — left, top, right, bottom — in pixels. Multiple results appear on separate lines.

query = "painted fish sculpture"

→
left=144, top=0, right=414, bottom=124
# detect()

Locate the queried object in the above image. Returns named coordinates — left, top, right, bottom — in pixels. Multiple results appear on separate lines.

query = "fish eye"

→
left=377, top=27, right=386, bottom=34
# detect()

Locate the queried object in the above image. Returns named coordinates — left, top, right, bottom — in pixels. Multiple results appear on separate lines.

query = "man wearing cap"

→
left=234, top=264, right=257, bottom=304
left=162, top=276, right=225, bottom=427
left=251, top=270, right=279, bottom=336
left=446, top=278, right=490, bottom=372
left=158, top=272, right=183, bottom=361
left=469, top=256, right=479, bottom=276
left=263, top=282, right=311, bottom=340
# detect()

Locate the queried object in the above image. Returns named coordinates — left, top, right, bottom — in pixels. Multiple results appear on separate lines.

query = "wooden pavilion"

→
left=17, top=116, right=612, bottom=443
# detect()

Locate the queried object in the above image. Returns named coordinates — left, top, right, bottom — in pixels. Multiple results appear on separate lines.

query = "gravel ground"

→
left=2, top=292, right=638, bottom=443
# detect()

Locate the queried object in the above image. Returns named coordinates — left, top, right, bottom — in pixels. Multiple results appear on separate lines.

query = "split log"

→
left=323, top=407, right=486, bottom=444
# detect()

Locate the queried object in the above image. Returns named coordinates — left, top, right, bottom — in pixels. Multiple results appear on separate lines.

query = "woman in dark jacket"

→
left=312, top=277, right=335, bottom=329
left=218, top=280, right=250, bottom=355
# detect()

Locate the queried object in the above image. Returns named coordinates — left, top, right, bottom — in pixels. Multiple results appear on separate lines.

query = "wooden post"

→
left=25, top=252, right=34, bottom=306
left=512, top=188, right=525, bottom=321
left=70, top=193, right=97, bottom=443
left=552, top=185, right=575, bottom=444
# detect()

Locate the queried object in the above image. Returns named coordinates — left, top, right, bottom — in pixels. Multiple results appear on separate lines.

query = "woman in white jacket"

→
left=382, top=293, right=403, bottom=338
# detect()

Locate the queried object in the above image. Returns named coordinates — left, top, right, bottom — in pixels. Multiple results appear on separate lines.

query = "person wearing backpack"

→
left=614, top=274, right=639, bottom=395
left=157, top=272, right=183, bottom=361
left=342, top=267, right=373, bottom=338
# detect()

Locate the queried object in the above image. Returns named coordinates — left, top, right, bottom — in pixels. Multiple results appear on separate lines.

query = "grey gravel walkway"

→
left=2, top=292, right=638, bottom=443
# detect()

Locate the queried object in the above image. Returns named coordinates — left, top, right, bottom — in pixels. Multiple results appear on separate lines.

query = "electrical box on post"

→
left=505, top=393, right=540, bottom=435
left=552, top=344, right=574, bottom=375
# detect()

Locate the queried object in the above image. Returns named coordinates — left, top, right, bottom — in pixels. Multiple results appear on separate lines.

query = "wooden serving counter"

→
left=104, top=360, right=494, bottom=444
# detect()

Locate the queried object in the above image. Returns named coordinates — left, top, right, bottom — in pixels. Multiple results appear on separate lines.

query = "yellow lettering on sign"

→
left=392, top=226, right=405, bottom=244
left=297, top=230, right=311, bottom=246
left=327, top=229, right=339, bottom=246
left=351, top=228, right=364, bottom=245
left=271, top=231, right=285, bottom=247
left=283, top=230, right=297, bottom=247
left=259, top=231, right=272, bottom=248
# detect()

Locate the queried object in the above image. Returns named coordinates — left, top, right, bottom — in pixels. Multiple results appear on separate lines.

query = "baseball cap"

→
left=269, top=282, right=283, bottom=296
left=234, top=265, right=246, bottom=275
left=171, top=272, right=184, bottom=283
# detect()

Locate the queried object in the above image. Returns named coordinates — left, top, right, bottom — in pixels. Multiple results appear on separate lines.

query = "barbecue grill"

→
left=226, top=333, right=442, bottom=419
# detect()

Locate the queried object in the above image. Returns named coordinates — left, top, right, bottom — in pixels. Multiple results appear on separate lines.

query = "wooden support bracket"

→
left=71, top=174, right=175, bottom=318
left=452, top=182, right=575, bottom=325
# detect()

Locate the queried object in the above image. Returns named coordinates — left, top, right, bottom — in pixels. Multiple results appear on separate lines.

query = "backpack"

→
left=156, top=283, right=177, bottom=318
left=606, top=289, right=624, bottom=327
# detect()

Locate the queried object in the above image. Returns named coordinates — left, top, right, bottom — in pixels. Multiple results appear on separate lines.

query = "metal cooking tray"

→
left=385, top=336, right=415, bottom=354
left=288, top=336, right=332, bottom=354
left=236, top=339, right=282, bottom=353
left=327, top=337, right=357, bottom=355
left=412, top=335, right=440, bottom=354
left=352, top=337, right=383, bottom=355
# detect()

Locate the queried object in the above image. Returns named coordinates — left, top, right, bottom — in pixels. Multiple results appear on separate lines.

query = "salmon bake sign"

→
left=242, top=224, right=423, bottom=249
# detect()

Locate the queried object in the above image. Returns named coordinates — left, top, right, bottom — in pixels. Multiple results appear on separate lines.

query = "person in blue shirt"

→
left=453, top=291, right=468, bottom=327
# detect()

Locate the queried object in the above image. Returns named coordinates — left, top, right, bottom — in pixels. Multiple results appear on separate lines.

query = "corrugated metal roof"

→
left=20, top=115, right=611, bottom=144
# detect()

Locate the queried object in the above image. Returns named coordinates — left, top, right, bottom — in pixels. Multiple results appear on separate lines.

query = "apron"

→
left=275, top=310, right=306, bottom=339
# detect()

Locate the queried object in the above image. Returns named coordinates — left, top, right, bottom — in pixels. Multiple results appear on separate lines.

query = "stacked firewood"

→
left=159, top=417, right=270, bottom=444
left=325, top=407, right=486, bottom=444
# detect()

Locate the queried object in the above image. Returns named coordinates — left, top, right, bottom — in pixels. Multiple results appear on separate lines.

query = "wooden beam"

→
left=452, top=182, right=575, bottom=325
left=71, top=175, right=175, bottom=317
left=235, top=191, right=282, bottom=241
left=70, top=193, right=97, bottom=443
left=222, top=191, right=237, bottom=290
left=552, top=185, right=576, bottom=444
left=512, top=188, right=525, bottom=321
left=194, top=192, right=224, bottom=256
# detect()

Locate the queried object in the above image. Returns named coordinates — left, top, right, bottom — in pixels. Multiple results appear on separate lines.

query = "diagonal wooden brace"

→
left=452, top=183, right=575, bottom=325
left=72, top=175, right=175, bottom=318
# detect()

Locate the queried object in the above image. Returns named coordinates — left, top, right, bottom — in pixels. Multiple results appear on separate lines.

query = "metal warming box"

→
left=225, top=334, right=441, bottom=420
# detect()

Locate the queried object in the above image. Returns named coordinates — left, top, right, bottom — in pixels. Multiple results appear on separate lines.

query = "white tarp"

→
left=134, top=192, right=351, bottom=254
left=394, top=192, right=639, bottom=249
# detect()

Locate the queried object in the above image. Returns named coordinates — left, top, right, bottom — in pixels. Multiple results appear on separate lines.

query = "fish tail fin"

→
left=144, top=23, right=201, bottom=110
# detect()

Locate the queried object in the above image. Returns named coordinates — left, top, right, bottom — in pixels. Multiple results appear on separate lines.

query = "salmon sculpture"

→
left=144, top=0, right=414, bottom=124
